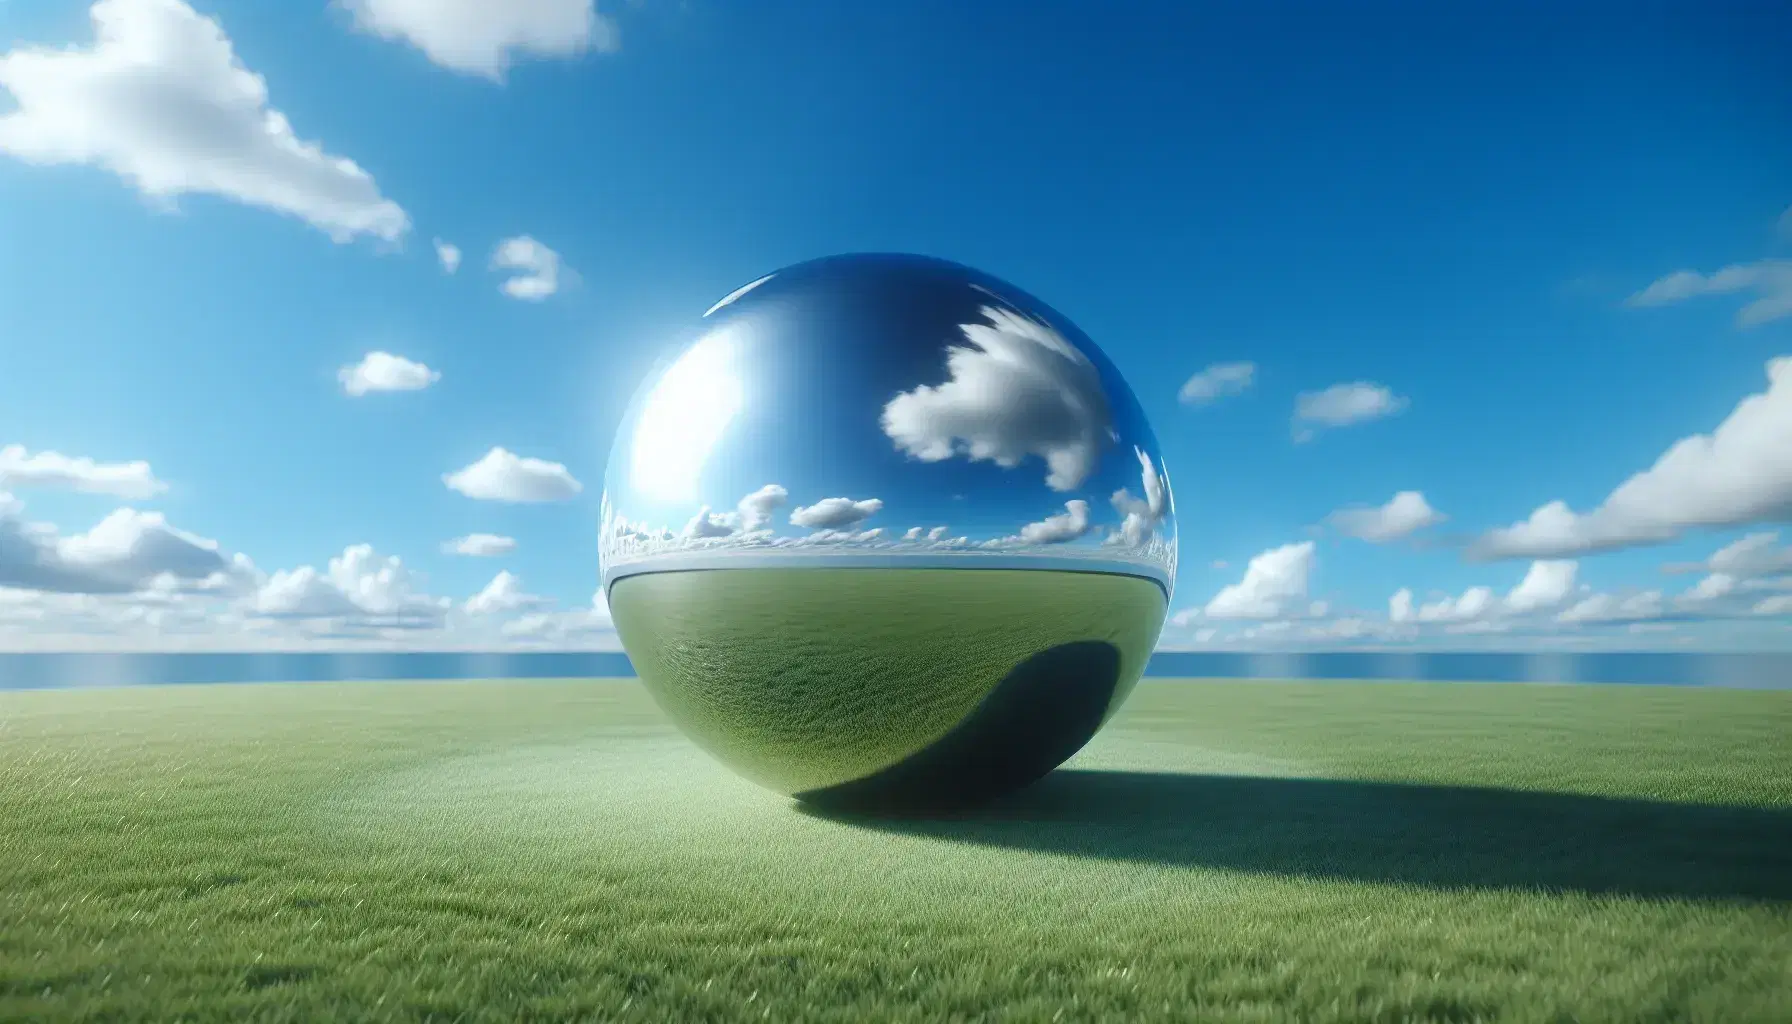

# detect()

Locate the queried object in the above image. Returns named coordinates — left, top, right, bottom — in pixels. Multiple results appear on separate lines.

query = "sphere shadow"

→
left=800, top=767, right=1792, bottom=902
left=794, top=640, right=1123, bottom=813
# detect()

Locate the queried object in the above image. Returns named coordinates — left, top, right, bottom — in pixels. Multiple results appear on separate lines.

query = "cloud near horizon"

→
left=1471, top=357, right=1792, bottom=560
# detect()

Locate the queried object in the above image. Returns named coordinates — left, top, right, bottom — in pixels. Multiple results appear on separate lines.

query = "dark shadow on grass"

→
left=799, top=769, right=1792, bottom=902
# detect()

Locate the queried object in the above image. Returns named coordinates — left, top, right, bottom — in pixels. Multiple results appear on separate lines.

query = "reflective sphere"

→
left=601, top=253, right=1176, bottom=809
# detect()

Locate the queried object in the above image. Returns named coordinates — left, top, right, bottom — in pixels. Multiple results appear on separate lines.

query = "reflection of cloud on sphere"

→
left=881, top=305, right=1116, bottom=492
left=773, top=527, right=886, bottom=547
left=902, top=525, right=955, bottom=542
left=682, top=506, right=736, bottom=539
left=1106, top=447, right=1171, bottom=548
left=1009, top=500, right=1091, bottom=546
left=790, top=496, right=884, bottom=531
left=736, top=484, right=788, bottom=531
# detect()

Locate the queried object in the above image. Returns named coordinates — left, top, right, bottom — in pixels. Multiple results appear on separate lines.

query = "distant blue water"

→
left=0, top=650, right=1785, bottom=690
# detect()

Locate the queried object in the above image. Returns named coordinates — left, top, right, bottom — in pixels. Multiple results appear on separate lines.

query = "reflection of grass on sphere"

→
left=2, top=679, right=1789, bottom=1021
left=610, top=568, right=1167, bottom=794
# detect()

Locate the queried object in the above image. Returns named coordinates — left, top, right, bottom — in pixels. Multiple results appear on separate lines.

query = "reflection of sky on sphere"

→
left=601, top=254, right=1176, bottom=594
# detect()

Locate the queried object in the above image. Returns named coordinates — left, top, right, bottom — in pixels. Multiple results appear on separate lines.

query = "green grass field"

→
left=2, top=678, right=1789, bottom=1022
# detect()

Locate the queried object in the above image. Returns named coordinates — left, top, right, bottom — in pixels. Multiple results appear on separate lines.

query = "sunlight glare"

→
left=630, top=328, right=745, bottom=503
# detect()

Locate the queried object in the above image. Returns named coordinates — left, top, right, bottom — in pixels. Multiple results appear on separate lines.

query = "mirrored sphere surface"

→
left=601, top=253, right=1176, bottom=808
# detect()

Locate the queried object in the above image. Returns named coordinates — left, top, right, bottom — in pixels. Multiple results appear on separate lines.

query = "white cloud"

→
left=0, top=585, right=257, bottom=648
left=1472, top=357, right=1792, bottom=559
left=1664, top=533, right=1792, bottom=619
left=1389, top=559, right=1578, bottom=628
left=1683, top=572, right=1737, bottom=603
left=1237, top=621, right=1295, bottom=641
left=1389, top=588, right=1414, bottom=623
left=464, top=570, right=547, bottom=615
left=1670, top=531, right=1792, bottom=578
left=1754, top=595, right=1792, bottom=616
left=1416, top=586, right=1496, bottom=624
left=0, top=0, right=408, bottom=243
left=1503, top=559, right=1579, bottom=614
left=338, top=351, right=440, bottom=396
left=0, top=445, right=165, bottom=499
left=664, top=485, right=791, bottom=542
left=250, top=543, right=446, bottom=623
left=1558, top=590, right=1665, bottom=625
left=1014, top=500, right=1091, bottom=545
left=1328, top=490, right=1444, bottom=543
left=1177, top=361, right=1256, bottom=406
left=1292, top=382, right=1407, bottom=441
left=882, top=304, right=1116, bottom=491
left=772, top=527, right=885, bottom=548
left=1178, top=543, right=1789, bottom=650
left=0, top=497, right=240, bottom=595
left=433, top=238, right=461, bottom=273
left=1107, top=447, right=1171, bottom=548
left=500, top=587, right=614, bottom=645
left=500, top=612, right=566, bottom=640
left=490, top=235, right=567, bottom=300
left=682, top=506, right=736, bottom=540
left=1625, top=259, right=1792, bottom=328
left=903, top=525, right=955, bottom=544
left=790, top=496, right=883, bottom=531
left=444, top=447, right=583, bottom=503
left=442, top=533, right=515, bottom=557
left=0, top=501, right=628, bottom=650
left=339, top=0, right=617, bottom=80
left=1309, top=615, right=1375, bottom=640
left=735, top=484, right=788, bottom=532
left=1205, top=542, right=1315, bottom=620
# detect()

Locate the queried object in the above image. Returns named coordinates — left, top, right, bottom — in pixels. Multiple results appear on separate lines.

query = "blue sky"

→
left=1, top=0, right=1789, bottom=651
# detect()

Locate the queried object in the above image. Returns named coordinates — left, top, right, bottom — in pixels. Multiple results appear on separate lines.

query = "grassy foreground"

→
left=1, top=678, right=1789, bottom=1022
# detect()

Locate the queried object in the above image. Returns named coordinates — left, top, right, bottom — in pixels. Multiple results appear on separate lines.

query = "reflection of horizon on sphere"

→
left=600, top=252, right=1177, bottom=807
